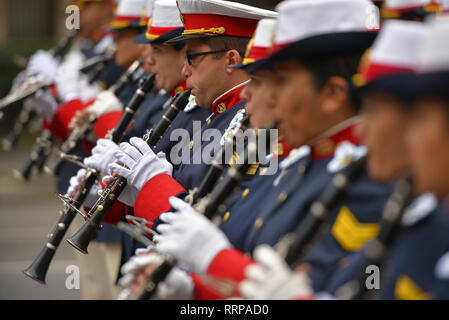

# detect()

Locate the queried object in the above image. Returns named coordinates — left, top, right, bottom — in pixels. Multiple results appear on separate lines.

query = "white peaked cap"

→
left=370, top=19, right=428, bottom=69
left=176, top=0, right=277, bottom=20
left=274, top=0, right=379, bottom=48
left=415, top=18, right=449, bottom=72
left=384, top=0, right=433, bottom=10
left=115, top=0, right=146, bottom=17
left=144, top=0, right=155, bottom=18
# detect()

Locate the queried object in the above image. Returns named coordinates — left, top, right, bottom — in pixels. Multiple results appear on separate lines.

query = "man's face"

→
left=182, top=39, right=230, bottom=108
left=272, top=61, right=325, bottom=147
left=147, top=43, right=186, bottom=92
left=114, top=29, right=143, bottom=67
left=240, top=70, right=278, bottom=129
left=79, top=3, right=114, bottom=40
left=140, top=44, right=153, bottom=74
left=406, top=100, right=449, bottom=198
left=358, top=93, right=410, bottom=183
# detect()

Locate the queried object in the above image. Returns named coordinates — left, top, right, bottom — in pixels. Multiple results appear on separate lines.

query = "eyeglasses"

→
left=186, top=49, right=230, bottom=66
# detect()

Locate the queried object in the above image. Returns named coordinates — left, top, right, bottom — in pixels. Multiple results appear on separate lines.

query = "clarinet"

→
left=23, top=74, right=155, bottom=284
left=0, top=30, right=79, bottom=147
left=12, top=130, right=53, bottom=181
left=334, top=174, right=414, bottom=300
left=66, top=89, right=191, bottom=254
left=44, top=59, right=143, bottom=176
left=274, top=155, right=368, bottom=268
left=137, top=126, right=271, bottom=300
left=2, top=101, right=36, bottom=151
left=186, top=114, right=250, bottom=204
left=13, top=43, right=117, bottom=179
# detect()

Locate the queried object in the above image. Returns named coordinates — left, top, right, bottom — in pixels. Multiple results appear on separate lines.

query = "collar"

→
left=170, top=81, right=188, bottom=97
left=271, top=139, right=293, bottom=160
left=307, top=117, right=361, bottom=161
left=211, top=80, right=249, bottom=116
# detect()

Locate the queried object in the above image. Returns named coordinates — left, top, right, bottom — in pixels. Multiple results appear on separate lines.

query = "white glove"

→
left=28, top=89, right=57, bottom=122
left=108, top=137, right=173, bottom=191
left=101, top=174, right=140, bottom=207
left=79, top=75, right=102, bottom=103
left=27, top=50, right=59, bottom=80
left=154, top=197, right=231, bottom=275
left=84, top=138, right=120, bottom=174
left=118, top=252, right=160, bottom=288
left=54, top=60, right=81, bottom=103
left=66, top=168, right=102, bottom=209
left=239, top=245, right=314, bottom=300
left=86, top=90, right=123, bottom=118
left=153, top=267, right=194, bottom=300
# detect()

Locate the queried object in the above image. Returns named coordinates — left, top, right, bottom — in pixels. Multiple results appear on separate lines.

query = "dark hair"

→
left=297, top=52, right=364, bottom=111
left=200, top=36, right=250, bottom=60
left=172, top=42, right=186, bottom=52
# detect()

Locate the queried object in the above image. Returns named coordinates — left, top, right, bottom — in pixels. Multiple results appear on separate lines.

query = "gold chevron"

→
left=331, top=206, right=380, bottom=252
left=394, top=275, right=431, bottom=300
left=229, top=151, right=259, bottom=175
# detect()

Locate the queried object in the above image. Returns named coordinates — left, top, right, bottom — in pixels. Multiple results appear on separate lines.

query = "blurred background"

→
left=0, top=0, right=279, bottom=300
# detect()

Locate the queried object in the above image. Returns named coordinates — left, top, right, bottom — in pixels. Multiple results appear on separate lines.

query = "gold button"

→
left=278, top=191, right=288, bottom=203
left=189, top=140, right=194, bottom=149
left=254, top=218, right=264, bottom=230
left=175, top=86, right=184, bottom=94
left=260, top=168, right=268, bottom=176
left=223, top=211, right=231, bottom=222
left=207, top=118, right=211, bottom=125
left=241, top=188, right=250, bottom=199
left=216, top=102, right=226, bottom=114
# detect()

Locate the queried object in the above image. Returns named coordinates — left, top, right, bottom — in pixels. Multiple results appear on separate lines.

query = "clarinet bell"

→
left=23, top=245, right=57, bottom=285
left=13, top=156, right=36, bottom=181
left=66, top=222, right=97, bottom=254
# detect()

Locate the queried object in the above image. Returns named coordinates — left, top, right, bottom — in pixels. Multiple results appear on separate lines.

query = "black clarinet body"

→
left=66, top=88, right=190, bottom=254
left=24, top=75, right=154, bottom=283
left=274, top=156, right=368, bottom=268
left=138, top=125, right=269, bottom=300
left=334, top=175, right=414, bottom=300
left=23, top=168, right=97, bottom=284
left=45, top=59, right=143, bottom=176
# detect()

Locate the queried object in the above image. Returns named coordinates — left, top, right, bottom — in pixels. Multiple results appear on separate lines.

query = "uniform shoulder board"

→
left=279, top=145, right=311, bottom=170
left=435, top=251, right=449, bottom=280
left=401, top=193, right=438, bottom=227
left=184, top=94, right=198, bottom=113
left=220, top=109, right=246, bottom=146
left=327, top=141, right=367, bottom=173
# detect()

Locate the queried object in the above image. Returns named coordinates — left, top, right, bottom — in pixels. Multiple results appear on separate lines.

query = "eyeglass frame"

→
left=185, top=49, right=231, bottom=66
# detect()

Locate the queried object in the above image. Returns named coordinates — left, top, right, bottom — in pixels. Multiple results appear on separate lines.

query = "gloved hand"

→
left=66, top=168, right=102, bottom=208
left=101, top=174, right=140, bottom=207
left=154, top=197, right=231, bottom=275
left=118, top=252, right=194, bottom=300
left=239, top=245, right=314, bottom=300
left=153, top=267, right=194, bottom=300
left=84, top=138, right=120, bottom=174
left=27, top=50, right=59, bottom=81
left=108, top=137, right=173, bottom=191
left=79, top=75, right=102, bottom=103
left=86, top=90, right=123, bottom=118
left=29, top=89, right=58, bottom=123
left=54, top=59, right=81, bottom=103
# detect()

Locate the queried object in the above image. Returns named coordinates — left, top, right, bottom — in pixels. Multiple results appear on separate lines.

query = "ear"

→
left=225, top=49, right=243, bottom=74
left=318, top=76, right=349, bottom=115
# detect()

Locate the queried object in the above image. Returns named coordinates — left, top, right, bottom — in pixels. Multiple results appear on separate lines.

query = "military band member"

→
left=119, top=0, right=393, bottom=300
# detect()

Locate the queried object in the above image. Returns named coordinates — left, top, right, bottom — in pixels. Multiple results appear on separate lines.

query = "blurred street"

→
left=0, top=132, right=80, bottom=299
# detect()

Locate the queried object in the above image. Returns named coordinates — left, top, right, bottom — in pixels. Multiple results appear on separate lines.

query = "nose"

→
left=182, top=60, right=192, bottom=79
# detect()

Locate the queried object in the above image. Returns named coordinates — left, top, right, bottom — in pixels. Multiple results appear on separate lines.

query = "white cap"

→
left=243, top=18, right=277, bottom=65
left=274, top=0, right=379, bottom=48
left=415, top=18, right=449, bottom=72
left=145, top=0, right=184, bottom=40
left=112, top=0, right=146, bottom=29
left=176, top=0, right=277, bottom=38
